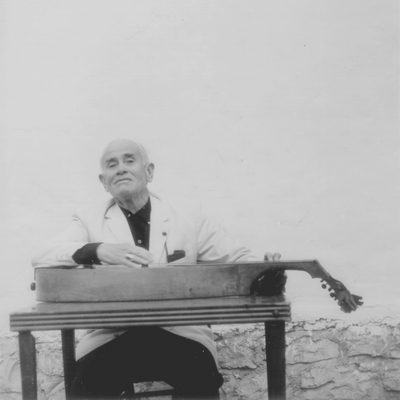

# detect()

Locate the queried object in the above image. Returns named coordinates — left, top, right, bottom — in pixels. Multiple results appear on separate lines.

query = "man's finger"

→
left=125, top=253, right=151, bottom=266
left=264, top=252, right=274, bottom=261
left=273, top=252, right=281, bottom=261
left=125, top=245, right=154, bottom=262
left=120, top=256, right=143, bottom=269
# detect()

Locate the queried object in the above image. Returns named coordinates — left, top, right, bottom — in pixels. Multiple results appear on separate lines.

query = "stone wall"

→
left=215, top=320, right=400, bottom=400
left=1, top=320, right=399, bottom=400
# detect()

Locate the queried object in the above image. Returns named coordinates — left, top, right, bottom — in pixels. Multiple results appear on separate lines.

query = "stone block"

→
left=0, top=336, right=21, bottom=395
left=383, top=368, right=400, bottom=392
left=345, top=324, right=397, bottom=358
left=300, top=365, right=337, bottom=389
left=287, top=337, right=340, bottom=364
left=218, top=346, right=258, bottom=370
left=235, top=372, right=268, bottom=400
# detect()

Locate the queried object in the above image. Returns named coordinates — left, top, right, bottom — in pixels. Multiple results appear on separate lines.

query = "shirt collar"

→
left=119, top=197, right=151, bottom=222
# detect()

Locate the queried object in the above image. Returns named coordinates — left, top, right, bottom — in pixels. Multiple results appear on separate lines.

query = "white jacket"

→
left=32, top=193, right=259, bottom=363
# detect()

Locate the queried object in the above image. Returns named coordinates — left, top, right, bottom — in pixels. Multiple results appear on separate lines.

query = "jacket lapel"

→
left=104, top=202, right=135, bottom=245
left=149, top=195, right=170, bottom=264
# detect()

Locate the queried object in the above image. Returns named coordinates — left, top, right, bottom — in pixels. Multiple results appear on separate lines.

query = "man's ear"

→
left=98, top=174, right=109, bottom=192
left=146, top=163, right=155, bottom=183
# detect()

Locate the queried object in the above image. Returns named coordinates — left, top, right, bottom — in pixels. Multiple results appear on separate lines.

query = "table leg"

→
left=18, top=331, right=37, bottom=400
left=61, top=329, right=76, bottom=400
left=265, top=321, right=286, bottom=400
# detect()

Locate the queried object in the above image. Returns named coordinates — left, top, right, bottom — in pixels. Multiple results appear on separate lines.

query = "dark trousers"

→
left=71, top=327, right=223, bottom=399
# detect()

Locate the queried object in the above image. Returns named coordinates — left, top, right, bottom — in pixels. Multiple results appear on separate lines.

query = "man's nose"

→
left=116, top=163, right=127, bottom=174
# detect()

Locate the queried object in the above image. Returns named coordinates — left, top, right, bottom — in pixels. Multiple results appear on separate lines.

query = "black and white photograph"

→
left=1, top=1, right=399, bottom=399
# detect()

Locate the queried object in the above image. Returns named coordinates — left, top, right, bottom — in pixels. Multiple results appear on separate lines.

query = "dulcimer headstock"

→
left=250, top=260, right=363, bottom=313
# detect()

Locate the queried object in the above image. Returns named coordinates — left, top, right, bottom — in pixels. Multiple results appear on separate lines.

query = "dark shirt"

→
left=72, top=198, right=151, bottom=265
left=119, top=199, right=151, bottom=251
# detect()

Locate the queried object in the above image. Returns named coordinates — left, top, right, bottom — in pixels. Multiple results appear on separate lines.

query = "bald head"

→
left=100, top=139, right=150, bottom=171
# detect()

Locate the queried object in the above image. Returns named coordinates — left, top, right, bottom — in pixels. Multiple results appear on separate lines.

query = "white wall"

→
left=1, top=1, right=399, bottom=327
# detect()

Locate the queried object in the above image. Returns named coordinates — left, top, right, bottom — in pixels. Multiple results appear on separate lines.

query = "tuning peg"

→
left=321, top=284, right=327, bottom=289
left=328, top=287, right=333, bottom=292
left=352, top=294, right=363, bottom=306
left=330, top=293, right=335, bottom=298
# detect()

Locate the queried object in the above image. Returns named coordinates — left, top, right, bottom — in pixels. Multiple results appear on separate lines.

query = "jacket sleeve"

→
left=31, top=207, right=94, bottom=268
left=195, top=206, right=260, bottom=263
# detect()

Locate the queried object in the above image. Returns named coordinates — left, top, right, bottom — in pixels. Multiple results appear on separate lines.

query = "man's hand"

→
left=251, top=252, right=287, bottom=296
left=264, top=252, right=282, bottom=262
left=96, top=243, right=154, bottom=268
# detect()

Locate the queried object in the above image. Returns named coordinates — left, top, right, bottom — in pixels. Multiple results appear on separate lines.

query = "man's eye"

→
left=126, top=159, right=134, bottom=163
left=108, top=163, right=117, bottom=168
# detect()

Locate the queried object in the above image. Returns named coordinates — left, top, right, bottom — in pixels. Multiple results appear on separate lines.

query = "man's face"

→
left=99, top=141, right=154, bottom=200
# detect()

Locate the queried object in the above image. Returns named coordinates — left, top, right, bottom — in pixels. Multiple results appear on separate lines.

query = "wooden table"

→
left=10, top=295, right=290, bottom=400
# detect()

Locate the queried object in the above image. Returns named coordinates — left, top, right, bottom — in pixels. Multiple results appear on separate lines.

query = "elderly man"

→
left=32, top=139, right=285, bottom=399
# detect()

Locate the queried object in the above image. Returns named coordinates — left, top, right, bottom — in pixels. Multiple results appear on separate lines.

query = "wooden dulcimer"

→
left=34, top=260, right=362, bottom=312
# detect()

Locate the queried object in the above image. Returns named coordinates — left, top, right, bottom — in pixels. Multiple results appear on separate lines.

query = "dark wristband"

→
left=72, top=243, right=103, bottom=265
